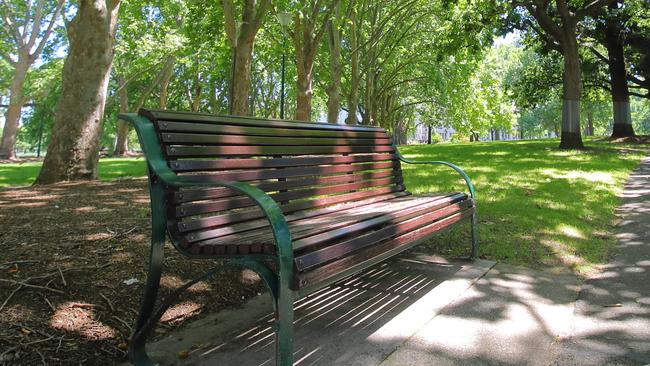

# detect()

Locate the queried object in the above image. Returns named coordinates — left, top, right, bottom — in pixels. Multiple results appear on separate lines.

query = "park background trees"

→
left=0, top=0, right=649, bottom=183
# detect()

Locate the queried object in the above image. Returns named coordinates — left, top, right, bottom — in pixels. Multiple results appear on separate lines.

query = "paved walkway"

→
left=553, top=156, right=650, bottom=365
left=143, top=156, right=650, bottom=366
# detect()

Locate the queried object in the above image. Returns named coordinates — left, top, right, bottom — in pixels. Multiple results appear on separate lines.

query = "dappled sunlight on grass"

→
left=400, top=138, right=649, bottom=275
left=0, top=157, right=147, bottom=187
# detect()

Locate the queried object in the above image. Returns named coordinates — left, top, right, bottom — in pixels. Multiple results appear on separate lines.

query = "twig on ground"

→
left=0, top=260, right=39, bottom=269
left=56, top=336, right=64, bottom=354
left=112, top=315, right=132, bottom=332
left=99, top=292, right=115, bottom=313
left=43, top=296, right=56, bottom=312
left=0, top=279, right=64, bottom=294
left=0, top=285, right=22, bottom=312
left=101, top=227, right=137, bottom=242
left=35, top=349, right=46, bottom=366
left=57, top=266, right=67, bottom=286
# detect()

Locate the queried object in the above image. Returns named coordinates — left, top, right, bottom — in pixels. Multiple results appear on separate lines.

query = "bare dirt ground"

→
left=0, top=179, right=265, bottom=365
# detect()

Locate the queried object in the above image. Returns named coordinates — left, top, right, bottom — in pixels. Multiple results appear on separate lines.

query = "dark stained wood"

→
left=176, top=187, right=405, bottom=233
left=170, top=153, right=396, bottom=172
left=161, top=132, right=392, bottom=146
left=142, top=109, right=385, bottom=132
left=174, top=161, right=398, bottom=185
left=173, top=169, right=399, bottom=204
left=295, top=201, right=473, bottom=271
left=176, top=176, right=399, bottom=218
left=157, top=120, right=389, bottom=139
left=296, top=208, right=475, bottom=288
left=191, top=193, right=467, bottom=247
left=165, top=144, right=395, bottom=157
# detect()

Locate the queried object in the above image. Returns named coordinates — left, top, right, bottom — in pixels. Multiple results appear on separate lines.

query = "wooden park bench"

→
left=119, top=109, right=477, bottom=366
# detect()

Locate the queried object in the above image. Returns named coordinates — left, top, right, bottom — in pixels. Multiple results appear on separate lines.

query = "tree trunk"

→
left=605, top=9, right=634, bottom=138
left=159, top=55, right=176, bottom=109
left=326, top=19, right=342, bottom=124
left=559, top=32, right=584, bottom=149
left=586, top=110, right=594, bottom=136
left=232, top=41, right=254, bottom=115
left=0, top=60, right=28, bottom=159
left=113, top=75, right=129, bottom=156
left=346, top=11, right=359, bottom=124
left=36, top=0, right=120, bottom=184
left=222, top=0, right=271, bottom=116
left=295, top=72, right=313, bottom=121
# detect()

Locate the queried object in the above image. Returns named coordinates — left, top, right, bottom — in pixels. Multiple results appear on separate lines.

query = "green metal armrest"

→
left=396, top=150, right=476, bottom=200
left=118, top=113, right=293, bottom=265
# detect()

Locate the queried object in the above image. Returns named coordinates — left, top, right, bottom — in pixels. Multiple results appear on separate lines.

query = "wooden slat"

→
left=292, top=195, right=469, bottom=250
left=165, top=144, right=395, bottom=157
left=161, top=132, right=392, bottom=146
left=176, top=187, right=405, bottom=233
left=180, top=192, right=413, bottom=245
left=170, top=153, right=396, bottom=172
left=192, top=193, right=467, bottom=246
left=176, top=176, right=399, bottom=218
left=175, top=161, right=398, bottom=184
left=143, top=109, right=385, bottom=132
left=174, top=169, right=399, bottom=204
left=296, top=208, right=475, bottom=288
left=295, top=200, right=473, bottom=271
left=157, top=121, right=388, bottom=139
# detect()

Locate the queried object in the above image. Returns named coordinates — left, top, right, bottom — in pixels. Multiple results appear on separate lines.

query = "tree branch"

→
left=31, top=0, right=64, bottom=60
left=26, top=0, right=44, bottom=51
left=524, top=1, right=563, bottom=42
left=576, top=0, right=617, bottom=18
left=221, top=0, right=236, bottom=46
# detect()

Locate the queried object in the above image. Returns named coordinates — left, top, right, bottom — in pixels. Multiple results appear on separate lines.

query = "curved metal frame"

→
left=395, top=150, right=478, bottom=258
left=120, top=113, right=295, bottom=366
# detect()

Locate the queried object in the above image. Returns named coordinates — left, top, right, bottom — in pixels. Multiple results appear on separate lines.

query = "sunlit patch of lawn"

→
left=400, top=138, right=649, bottom=275
left=0, top=157, right=147, bottom=187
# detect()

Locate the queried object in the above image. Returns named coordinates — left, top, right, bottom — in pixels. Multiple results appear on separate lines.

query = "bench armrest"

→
left=396, top=150, right=476, bottom=200
left=117, top=113, right=293, bottom=265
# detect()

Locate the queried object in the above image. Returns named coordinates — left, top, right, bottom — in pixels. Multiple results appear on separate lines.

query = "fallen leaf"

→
left=178, top=350, right=189, bottom=359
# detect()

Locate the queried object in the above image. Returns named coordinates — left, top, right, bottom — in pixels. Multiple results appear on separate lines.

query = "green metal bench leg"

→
left=275, top=287, right=294, bottom=366
left=130, top=179, right=167, bottom=366
left=471, top=212, right=478, bottom=259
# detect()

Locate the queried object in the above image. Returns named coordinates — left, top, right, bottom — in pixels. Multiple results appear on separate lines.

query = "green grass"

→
left=0, top=157, right=147, bottom=187
left=400, top=138, right=649, bottom=274
left=1, top=139, right=647, bottom=274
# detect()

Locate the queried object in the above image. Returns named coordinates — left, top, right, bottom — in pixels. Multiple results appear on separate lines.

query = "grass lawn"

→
left=1, top=139, right=647, bottom=274
left=400, top=138, right=648, bottom=274
left=0, top=157, right=147, bottom=187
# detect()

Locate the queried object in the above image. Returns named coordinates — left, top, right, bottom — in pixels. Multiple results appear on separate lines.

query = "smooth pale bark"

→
left=605, top=6, right=635, bottom=137
left=326, top=18, right=342, bottom=124
left=36, top=0, right=121, bottom=184
left=222, top=0, right=271, bottom=116
left=0, top=0, right=65, bottom=159
left=113, top=75, right=130, bottom=156
left=0, top=61, right=28, bottom=159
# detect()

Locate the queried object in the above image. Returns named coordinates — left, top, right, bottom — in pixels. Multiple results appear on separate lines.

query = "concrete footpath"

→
left=144, top=156, right=650, bottom=366
left=552, top=156, right=650, bottom=365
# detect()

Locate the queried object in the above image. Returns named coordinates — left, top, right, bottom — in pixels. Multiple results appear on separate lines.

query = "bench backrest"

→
left=140, top=109, right=407, bottom=255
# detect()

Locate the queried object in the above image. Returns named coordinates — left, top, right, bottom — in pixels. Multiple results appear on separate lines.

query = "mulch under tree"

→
left=0, top=179, right=265, bottom=365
